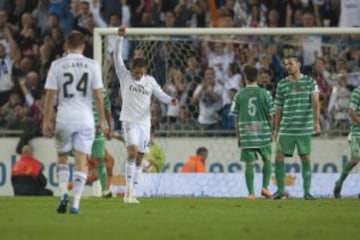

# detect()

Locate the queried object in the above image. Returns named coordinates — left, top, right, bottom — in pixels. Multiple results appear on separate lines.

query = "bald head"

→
left=22, top=145, right=33, bottom=155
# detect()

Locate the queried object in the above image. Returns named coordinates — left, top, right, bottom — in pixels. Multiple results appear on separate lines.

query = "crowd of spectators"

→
left=0, top=0, right=359, bottom=139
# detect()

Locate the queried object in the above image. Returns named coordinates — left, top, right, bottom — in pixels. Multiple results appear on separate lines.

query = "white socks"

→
left=57, top=164, right=70, bottom=198
left=72, top=171, right=87, bottom=209
left=134, top=166, right=142, bottom=187
left=126, top=160, right=136, bottom=192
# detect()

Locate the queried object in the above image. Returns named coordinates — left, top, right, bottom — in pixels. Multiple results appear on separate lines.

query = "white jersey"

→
left=114, top=37, right=172, bottom=126
left=45, top=53, right=103, bottom=124
left=339, top=0, right=360, bottom=27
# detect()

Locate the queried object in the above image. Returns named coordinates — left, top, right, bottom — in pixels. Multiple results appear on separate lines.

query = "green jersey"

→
left=349, top=87, right=360, bottom=137
left=275, top=74, right=318, bottom=136
left=93, top=88, right=111, bottom=136
left=230, top=86, right=275, bottom=149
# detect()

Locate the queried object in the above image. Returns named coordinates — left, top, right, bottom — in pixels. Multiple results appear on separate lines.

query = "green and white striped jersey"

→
left=275, top=74, right=319, bottom=136
left=230, top=86, right=275, bottom=149
left=349, top=87, right=360, bottom=137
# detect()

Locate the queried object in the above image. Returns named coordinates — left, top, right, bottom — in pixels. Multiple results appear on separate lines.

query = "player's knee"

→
left=299, top=154, right=310, bottom=161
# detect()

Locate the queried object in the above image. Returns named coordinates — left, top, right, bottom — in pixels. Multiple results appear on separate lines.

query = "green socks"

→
left=96, top=161, right=108, bottom=191
left=245, top=164, right=254, bottom=195
left=275, top=161, right=285, bottom=194
left=262, top=160, right=271, bottom=189
left=336, top=162, right=356, bottom=187
left=301, top=160, right=312, bottom=195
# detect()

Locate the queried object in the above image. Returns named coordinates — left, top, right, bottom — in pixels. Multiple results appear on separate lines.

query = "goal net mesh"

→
left=97, top=29, right=360, bottom=198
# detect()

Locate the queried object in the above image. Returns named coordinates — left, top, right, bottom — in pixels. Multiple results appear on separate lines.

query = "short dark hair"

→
left=65, top=31, right=85, bottom=49
left=284, top=55, right=300, bottom=62
left=243, top=65, right=258, bottom=83
left=133, top=58, right=147, bottom=68
left=196, top=147, right=208, bottom=155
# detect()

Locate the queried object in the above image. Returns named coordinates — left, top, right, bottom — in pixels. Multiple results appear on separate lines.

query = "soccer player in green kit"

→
left=91, top=88, right=113, bottom=196
left=273, top=56, right=321, bottom=200
left=230, top=65, right=275, bottom=200
left=333, top=88, right=360, bottom=198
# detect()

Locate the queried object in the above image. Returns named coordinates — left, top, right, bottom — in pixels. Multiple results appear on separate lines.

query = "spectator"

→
left=181, top=146, right=208, bottom=173
left=16, top=76, right=43, bottom=153
left=259, top=69, right=274, bottom=95
left=11, top=145, right=53, bottom=196
left=327, top=69, right=351, bottom=135
left=167, top=105, right=199, bottom=132
left=142, top=127, right=166, bottom=173
left=338, top=0, right=360, bottom=27
left=191, top=67, right=223, bottom=130
left=0, top=26, right=21, bottom=106
left=221, top=88, right=237, bottom=130
left=163, top=67, right=186, bottom=124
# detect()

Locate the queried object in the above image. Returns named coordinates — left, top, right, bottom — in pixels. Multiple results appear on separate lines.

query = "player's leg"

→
left=91, top=137, right=107, bottom=192
left=71, top=124, right=95, bottom=214
left=258, top=145, right=272, bottom=199
left=130, top=124, right=150, bottom=203
left=102, top=150, right=115, bottom=198
left=297, top=135, right=315, bottom=200
left=334, top=136, right=360, bottom=198
left=241, top=149, right=257, bottom=199
left=54, top=122, right=72, bottom=214
left=273, top=135, right=295, bottom=199
left=122, top=122, right=139, bottom=203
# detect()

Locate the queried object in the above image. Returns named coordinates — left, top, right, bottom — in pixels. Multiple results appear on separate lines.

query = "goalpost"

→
left=93, top=27, right=360, bottom=198
left=94, top=27, right=360, bottom=71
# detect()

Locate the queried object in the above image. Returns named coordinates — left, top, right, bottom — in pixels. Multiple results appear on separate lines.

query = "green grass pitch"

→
left=0, top=197, right=358, bottom=240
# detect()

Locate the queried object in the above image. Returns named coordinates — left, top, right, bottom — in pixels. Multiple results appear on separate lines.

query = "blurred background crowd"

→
left=0, top=0, right=359, bottom=140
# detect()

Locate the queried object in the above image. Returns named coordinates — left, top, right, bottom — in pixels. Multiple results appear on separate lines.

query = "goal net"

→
left=95, top=27, right=360, bottom=198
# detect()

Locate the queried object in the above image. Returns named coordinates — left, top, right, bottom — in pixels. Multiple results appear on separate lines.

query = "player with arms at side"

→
left=273, top=56, right=320, bottom=200
left=89, top=88, right=113, bottom=197
left=230, top=65, right=274, bottom=200
left=114, top=27, right=177, bottom=203
left=334, top=87, right=360, bottom=198
left=43, top=31, right=105, bottom=214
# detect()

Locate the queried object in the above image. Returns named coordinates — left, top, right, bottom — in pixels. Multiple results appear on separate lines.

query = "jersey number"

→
left=63, top=72, right=88, bottom=98
left=248, top=97, right=257, bottom=116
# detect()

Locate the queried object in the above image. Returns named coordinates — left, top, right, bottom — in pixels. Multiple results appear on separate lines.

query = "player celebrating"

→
left=114, top=27, right=177, bottom=203
left=230, top=65, right=274, bottom=200
left=273, top=56, right=320, bottom=200
left=334, top=88, right=360, bottom=198
left=43, top=31, right=105, bottom=214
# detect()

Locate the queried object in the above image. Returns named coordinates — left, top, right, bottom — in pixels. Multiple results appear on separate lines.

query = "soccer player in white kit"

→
left=114, top=27, right=177, bottom=203
left=43, top=31, right=105, bottom=214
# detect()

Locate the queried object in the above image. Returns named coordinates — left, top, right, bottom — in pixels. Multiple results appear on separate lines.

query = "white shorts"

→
left=55, top=121, right=95, bottom=154
left=122, top=121, right=150, bottom=153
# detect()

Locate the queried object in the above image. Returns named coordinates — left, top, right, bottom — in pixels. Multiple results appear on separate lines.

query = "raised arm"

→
left=113, top=27, right=129, bottom=81
left=5, top=26, right=21, bottom=63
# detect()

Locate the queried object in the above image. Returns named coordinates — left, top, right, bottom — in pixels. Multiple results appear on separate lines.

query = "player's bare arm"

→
left=234, top=116, right=241, bottom=147
left=348, top=108, right=360, bottom=125
left=273, top=107, right=282, bottom=141
left=93, top=89, right=105, bottom=134
left=111, top=131, right=125, bottom=143
left=43, top=89, right=57, bottom=137
left=104, top=107, right=113, bottom=140
left=311, top=92, right=321, bottom=134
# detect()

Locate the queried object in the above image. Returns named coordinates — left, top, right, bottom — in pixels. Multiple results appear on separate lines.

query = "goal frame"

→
left=93, top=27, right=360, bottom=67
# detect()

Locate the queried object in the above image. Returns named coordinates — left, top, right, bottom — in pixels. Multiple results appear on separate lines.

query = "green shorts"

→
left=91, top=136, right=105, bottom=159
left=276, top=135, right=312, bottom=157
left=350, top=136, right=360, bottom=160
left=240, top=145, right=272, bottom=162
